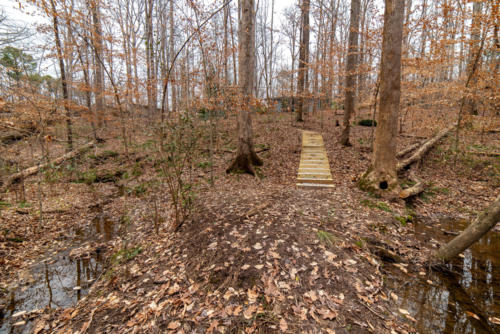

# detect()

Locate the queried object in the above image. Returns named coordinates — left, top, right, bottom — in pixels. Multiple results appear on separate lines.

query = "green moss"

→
left=360, top=199, right=392, bottom=212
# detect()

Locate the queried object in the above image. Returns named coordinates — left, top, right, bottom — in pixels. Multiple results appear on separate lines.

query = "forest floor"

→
left=0, top=111, right=499, bottom=333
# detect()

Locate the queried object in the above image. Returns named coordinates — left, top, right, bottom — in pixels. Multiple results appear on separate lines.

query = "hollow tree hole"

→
left=379, top=181, right=388, bottom=190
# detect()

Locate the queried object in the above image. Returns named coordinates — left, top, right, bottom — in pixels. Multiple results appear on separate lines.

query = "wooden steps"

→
left=297, top=131, right=334, bottom=189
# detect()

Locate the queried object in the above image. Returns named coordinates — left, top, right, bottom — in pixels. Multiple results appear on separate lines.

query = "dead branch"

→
left=467, top=150, right=500, bottom=157
left=397, top=125, right=455, bottom=172
left=1, top=141, right=95, bottom=191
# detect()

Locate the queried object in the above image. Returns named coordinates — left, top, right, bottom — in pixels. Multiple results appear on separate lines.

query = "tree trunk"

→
left=145, top=0, right=156, bottom=117
left=464, top=1, right=482, bottom=115
left=50, top=0, right=73, bottom=152
left=296, top=0, right=310, bottom=122
left=360, top=0, right=404, bottom=194
left=339, top=0, right=360, bottom=146
left=227, top=0, right=262, bottom=175
left=169, top=0, right=177, bottom=114
left=90, top=0, right=105, bottom=127
left=434, top=195, right=500, bottom=262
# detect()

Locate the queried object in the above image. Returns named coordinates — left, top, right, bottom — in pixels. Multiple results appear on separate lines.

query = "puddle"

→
left=386, top=217, right=499, bottom=333
left=0, top=214, right=118, bottom=333
left=74, top=215, right=118, bottom=242
left=0, top=252, right=104, bottom=333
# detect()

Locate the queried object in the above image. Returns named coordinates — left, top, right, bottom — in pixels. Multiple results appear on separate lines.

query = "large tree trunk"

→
left=339, top=0, right=360, bottom=146
left=296, top=0, right=310, bottom=122
left=360, top=0, right=404, bottom=194
left=434, top=195, right=500, bottom=262
left=227, top=0, right=262, bottom=175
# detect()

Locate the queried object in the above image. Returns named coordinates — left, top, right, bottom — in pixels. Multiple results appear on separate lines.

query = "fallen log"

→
left=397, top=125, right=456, bottom=172
left=1, top=141, right=95, bottom=190
left=396, top=140, right=425, bottom=158
left=399, top=171, right=425, bottom=199
left=434, top=195, right=500, bottom=262
left=467, top=150, right=500, bottom=157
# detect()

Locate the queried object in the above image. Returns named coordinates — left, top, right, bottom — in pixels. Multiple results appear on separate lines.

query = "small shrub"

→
left=357, top=119, right=377, bottom=127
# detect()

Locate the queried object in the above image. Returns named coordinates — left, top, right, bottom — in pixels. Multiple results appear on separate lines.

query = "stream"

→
left=0, top=215, right=117, bottom=333
left=386, top=217, right=499, bottom=334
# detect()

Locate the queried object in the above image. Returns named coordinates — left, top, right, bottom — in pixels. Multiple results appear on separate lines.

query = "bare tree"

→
left=49, top=0, right=73, bottom=152
left=89, top=0, right=105, bottom=127
left=227, top=0, right=262, bottom=174
left=360, top=0, right=404, bottom=194
left=296, top=0, right=310, bottom=122
left=339, top=0, right=360, bottom=146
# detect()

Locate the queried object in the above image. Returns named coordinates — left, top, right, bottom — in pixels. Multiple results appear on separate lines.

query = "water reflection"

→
left=387, top=217, right=499, bottom=334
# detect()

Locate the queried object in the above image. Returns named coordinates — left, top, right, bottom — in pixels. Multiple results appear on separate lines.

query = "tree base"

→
left=358, top=167, right=400, bottom=198
left=226, top=151, right=263, bottom=175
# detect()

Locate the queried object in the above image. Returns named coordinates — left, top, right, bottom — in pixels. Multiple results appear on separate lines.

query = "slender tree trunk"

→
left=296, top=0, right=310, bottom=122
left=434, top=196, right=500, bottom=262
left=169, top=0, right=177, bottom=114
left=145, top=0, right=156, bottom=117
left=90, top=0, right=105, bottom=127
left=360, top=0, right=404, bottom=194
left=339, top=0, right=360, bottom=146
left=227, top=0, right=262, bottom=174
left=465, top=1, right=482, bottom=115
left=50, top=0, right=73, bottom=152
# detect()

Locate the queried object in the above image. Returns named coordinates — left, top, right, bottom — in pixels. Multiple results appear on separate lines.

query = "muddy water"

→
left=0, top=215, right=117, bottom=333
left=387, top=217, right=499, bottom=334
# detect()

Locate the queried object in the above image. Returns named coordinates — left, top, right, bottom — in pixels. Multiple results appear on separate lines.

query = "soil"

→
left=0, top=110, right=498, bottom=333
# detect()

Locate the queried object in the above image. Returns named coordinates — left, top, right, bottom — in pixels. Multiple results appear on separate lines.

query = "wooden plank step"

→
left=297, top=183, right=335, bottom=189
left=297, top=178, right=334, bottom=184
left=297, top=131, right=333, bottom=189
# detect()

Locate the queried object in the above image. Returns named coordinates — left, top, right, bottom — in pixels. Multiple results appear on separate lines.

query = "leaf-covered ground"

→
left=0, top=112, right=498, bottom=333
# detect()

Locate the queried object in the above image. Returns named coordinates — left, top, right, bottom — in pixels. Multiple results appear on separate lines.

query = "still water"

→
left=387, top=217, right=499, bottom=334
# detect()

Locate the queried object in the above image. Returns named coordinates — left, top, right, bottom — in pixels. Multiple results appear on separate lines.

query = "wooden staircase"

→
left=297, top=131, right=334, bottom=188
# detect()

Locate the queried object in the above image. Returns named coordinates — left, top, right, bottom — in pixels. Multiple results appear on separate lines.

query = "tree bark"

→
left=464, top=1, right=482, bottom=115
left=50, top=0, right=73, bottom=153
left=361, top=0, right=404, bottom=194
left=434, top=195, right=500, bottom=262
left=169, top=0, right=176, bottom=114
left=296, top=0, right=310, bottom=122
left=145, top=0, right=157, bottom=117
left=339, top=0, right=360, bottom=146
left=227, top=0, right=262, bottom=175
left=89, top=0, right=105, bottom=127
